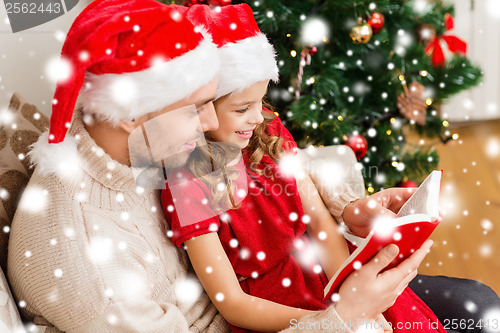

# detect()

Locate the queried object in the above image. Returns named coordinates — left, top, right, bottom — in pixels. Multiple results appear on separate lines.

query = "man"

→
left=7, top=0, right=435, bottom=332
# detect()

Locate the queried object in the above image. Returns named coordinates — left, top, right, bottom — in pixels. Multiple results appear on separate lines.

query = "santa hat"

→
left=185, top=4, right=279, bottom=99
left=48, top=0, right=219, bottom=144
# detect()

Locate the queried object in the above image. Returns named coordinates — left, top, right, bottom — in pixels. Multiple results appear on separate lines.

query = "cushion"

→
left=0, top=93, right=49, bottom=272
left=0, top=266, right=25, bottom=332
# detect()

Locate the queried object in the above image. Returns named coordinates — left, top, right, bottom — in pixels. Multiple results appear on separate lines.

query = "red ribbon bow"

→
left=425, top=13, right=467, bottom=67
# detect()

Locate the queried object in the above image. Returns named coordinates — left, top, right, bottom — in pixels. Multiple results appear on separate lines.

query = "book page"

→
left=397, top=170, right=441, bottom=219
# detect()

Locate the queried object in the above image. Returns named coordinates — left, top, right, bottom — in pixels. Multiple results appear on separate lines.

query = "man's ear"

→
left=118, top=119, right=138, bottom=134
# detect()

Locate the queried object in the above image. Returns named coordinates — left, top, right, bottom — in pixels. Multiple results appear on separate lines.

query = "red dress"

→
left=161, top=114, right=445, bottom=333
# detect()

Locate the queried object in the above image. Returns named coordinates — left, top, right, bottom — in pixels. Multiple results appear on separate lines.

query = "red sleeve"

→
left=263, top=107, right=297, bottom=155
left=161, top=173, right=221, bottom=247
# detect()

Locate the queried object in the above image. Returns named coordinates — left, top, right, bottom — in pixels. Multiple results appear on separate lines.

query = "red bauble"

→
left=309, top=46, right=318, bottom=56
left=344, top=135, right=368, bottom=161
left=396, top=179, right=418, bottom=188
left=367, top=12, right=385, bottom=34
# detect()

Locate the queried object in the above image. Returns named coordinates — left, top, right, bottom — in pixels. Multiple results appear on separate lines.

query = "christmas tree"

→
left=171, top=0, right=482, bottom=192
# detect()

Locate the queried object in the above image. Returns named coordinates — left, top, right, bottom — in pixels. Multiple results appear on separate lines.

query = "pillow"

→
left=0, top=267, right=24, bottom=333
left=0, top=93, right=49, bottom=272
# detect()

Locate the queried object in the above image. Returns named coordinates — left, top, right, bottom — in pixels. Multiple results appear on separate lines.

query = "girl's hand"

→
left=376, top=314, right=393, bottom=333
left=334, top=240, right=433, bottom=325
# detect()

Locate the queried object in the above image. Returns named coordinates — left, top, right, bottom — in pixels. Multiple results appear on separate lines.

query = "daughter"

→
left=162, top=4, right=443, bottom=333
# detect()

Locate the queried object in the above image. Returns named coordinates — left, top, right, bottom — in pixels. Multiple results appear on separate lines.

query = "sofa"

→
left=0, top=93, right=365, bottom=332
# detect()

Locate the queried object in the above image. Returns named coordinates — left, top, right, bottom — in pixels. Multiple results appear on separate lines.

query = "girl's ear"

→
left=118, top=119, right=137, bottom=134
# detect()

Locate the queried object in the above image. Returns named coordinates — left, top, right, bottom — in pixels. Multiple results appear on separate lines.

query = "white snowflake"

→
left=331, top=293, right=340, bottom=302
left=87, top=237, right=114, bottom=264
left=300, top=18, right=329, bottom=46
left=215, top=292, right=225, bottom=302
left=481, top=219, right=494, bottom=232
left=18, top=187, right=48, bottom=214
left=0, top=107, right=14, bottom=127
left=110, top=77, right=137, bottom=106
left=485, top=138, right=499, bottom=158
left=46, top=56, right=72, bottom=83
left=54, top=269, right=63, bottom=278
left=239, top=248, right=250, bottom=260
left=483, top=306, right=500, bottom=332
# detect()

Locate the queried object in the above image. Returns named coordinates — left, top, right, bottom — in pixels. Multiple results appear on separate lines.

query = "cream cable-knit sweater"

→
left=8, top=111, right=355, bottom=332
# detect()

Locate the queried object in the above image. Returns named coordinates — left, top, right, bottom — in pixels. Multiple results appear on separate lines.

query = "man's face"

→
left=128, top=78, right=218, bottom=178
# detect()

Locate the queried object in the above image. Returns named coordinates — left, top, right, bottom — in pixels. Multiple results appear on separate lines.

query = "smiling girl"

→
left=161, top=4, right=444, bottom=333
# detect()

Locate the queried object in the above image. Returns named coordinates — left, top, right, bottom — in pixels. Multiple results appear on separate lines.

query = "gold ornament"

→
left=397, top=81, right=427, bottom=125
left=415, top=23, right=436, bottom=48
left=350, top=23, right=373, bottom=44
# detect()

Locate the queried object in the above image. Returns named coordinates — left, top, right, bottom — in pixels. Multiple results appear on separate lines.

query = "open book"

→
left=324, top=170, right=443, bottom=299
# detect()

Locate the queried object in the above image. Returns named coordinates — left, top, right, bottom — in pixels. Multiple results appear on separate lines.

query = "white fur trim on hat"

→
left=78, top=38, right=220, bottom=126
left=28, top=131, right=83, bottom=184
left=216, top=33, right=279, bottom=99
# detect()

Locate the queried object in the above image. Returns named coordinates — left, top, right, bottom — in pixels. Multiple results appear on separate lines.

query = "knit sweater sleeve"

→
left=8, top=172, right=228, bottom=333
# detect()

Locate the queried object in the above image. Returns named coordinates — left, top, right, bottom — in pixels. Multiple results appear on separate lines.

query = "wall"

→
left=0, top=1, right=92, bottom=117
left=442, top=0, right=500, bottom=122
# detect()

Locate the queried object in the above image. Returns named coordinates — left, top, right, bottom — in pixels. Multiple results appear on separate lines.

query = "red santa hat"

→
left=184, top=4, right=279, bottom=99
left=48, top=0, right=219, bottom=144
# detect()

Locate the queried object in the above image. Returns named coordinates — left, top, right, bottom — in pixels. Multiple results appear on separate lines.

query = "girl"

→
left=162, top=4, right=443, bottom=333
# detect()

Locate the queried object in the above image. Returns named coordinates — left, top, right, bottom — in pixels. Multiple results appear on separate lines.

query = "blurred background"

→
left=1, top=0, right=498, bottom=295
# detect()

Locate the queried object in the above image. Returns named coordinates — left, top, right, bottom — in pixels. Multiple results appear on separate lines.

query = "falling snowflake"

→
left=485, top=138, right=500, bottom=158
left=46, top=56, right=72, bottom=83
left=54, top=269, right=63, bottom=278
left=239, top=248, right=250, bottom=260
left=479, top=244, right=493, bottom=258
left=482, top=306, right=500, bottom=333
left=87, top=237, right=114, bottom=264
left=464, top=300, right=478, bottom=313
left=174, top=276, right=203, bottom=307
left=215, top=292, right=225, bottom=302
left=481, top=219, right=494, bottom=232
left=0, top=107, right=15, bottom=127
left=110, top=77, right=137, bottom=106
left=18, top=187, right=48, bottom=214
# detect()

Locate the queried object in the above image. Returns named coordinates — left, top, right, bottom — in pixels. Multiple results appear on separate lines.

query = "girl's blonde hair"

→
left=246, top=101, right=284, bottom=174
left=184, top=101, right=285, bottom=212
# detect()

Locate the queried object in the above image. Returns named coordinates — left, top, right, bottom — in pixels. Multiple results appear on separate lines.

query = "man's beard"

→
left=131, top=149, right=192, bottom=189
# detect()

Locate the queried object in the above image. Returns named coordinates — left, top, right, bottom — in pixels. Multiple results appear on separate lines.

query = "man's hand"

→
left=342, top=187, right=417, bottom=237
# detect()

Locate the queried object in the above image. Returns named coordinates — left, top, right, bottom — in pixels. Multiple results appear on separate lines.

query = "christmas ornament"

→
left=295, top=45, right=317, bottom=99
left=367, top=12, right=384, bottom=34
left=415, top=23, right=436, bottom=48
left=396, top=179, right=418, bottom=188
left=344, top=134, right=368, bottom=161
left=350, top=22, right=373, bottom=44
left=425, top=13, right=467, bottom=67
left=397, top=81, right=427, bottom=125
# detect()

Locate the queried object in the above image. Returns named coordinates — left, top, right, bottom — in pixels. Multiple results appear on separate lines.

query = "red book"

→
left=324, top=170, right=443, bottom=300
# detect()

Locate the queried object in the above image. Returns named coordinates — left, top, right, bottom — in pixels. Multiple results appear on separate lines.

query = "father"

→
left=7, top=0, right=436, bottom=332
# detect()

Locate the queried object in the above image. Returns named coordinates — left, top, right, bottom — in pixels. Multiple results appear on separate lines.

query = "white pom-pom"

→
left=28, top=131, right=83, bottom=182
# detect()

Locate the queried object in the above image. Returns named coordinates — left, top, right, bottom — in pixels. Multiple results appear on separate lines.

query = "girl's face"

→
left=211, top=80, right=269, bottom=149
